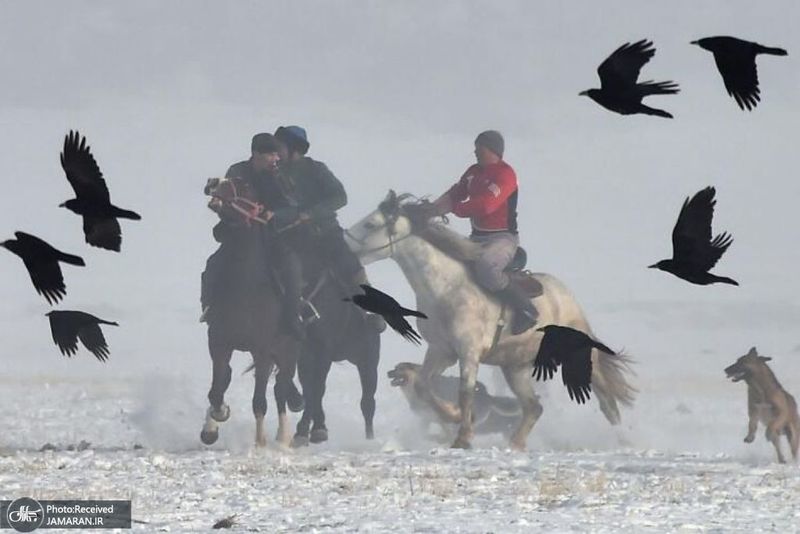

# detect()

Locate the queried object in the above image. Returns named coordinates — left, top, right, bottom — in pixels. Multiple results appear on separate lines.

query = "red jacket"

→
left=446, top=161, right=518, bottom=234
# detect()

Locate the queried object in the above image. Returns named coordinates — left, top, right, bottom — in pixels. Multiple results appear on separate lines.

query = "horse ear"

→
left=386, top=190, right=397, bottom=204
left=747, top=347, right=758, bottom=356
left=759, top=356, right=772, bottom=362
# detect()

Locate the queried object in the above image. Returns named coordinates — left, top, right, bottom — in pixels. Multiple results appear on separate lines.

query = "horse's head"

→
left=345, top=190, right=415, bottom=265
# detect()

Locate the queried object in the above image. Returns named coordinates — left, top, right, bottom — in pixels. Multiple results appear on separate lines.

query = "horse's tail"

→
left=592, top=349, right=637, bottom=425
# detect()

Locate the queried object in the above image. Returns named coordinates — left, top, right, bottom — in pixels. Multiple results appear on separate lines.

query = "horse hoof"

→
left=365, top=428, right=375, bottom=440
left=210, top=404, right=230, bottom=423
left=451, top=438, right=472, bottom=449
left=255, top=438, right=268, bottom=448
left=291, top=434, right=310, bottom=448
left=200, top=429, right=219, bottom=445
left=310, top=428, right=328, bottom=444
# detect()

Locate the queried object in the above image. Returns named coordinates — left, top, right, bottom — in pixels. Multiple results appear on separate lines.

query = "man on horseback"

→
left=273, top=125, right=386, bottom=332
left=201, top=133, right=307, bottom=339
left=431, top=130, right=538, bottom=335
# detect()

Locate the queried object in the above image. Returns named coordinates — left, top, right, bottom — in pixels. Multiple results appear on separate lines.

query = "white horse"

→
left=345, top=191, right=636, bottom=450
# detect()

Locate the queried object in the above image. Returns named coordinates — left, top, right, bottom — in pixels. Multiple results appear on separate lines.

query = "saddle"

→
left=503, top=247, right=543, bottom=299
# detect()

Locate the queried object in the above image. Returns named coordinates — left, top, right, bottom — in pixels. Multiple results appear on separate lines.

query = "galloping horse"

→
left=344, top=191, right=636, bottom=450
left=200, top=221, right=303, bottom=448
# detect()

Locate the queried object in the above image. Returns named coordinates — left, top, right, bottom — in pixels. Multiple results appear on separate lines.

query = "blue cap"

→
left=275, top=125, right=310, bottom=154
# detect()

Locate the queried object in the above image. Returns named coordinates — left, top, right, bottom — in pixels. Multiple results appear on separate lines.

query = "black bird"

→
left=1, top=231, right=85, bottom=304
left=59, top=131, right=141, bottom=252
left=46, top=310, right=118, bottom=361
left=580, top=39, right=679, bottom=118
left=344, top=284, right=427, bottom=344
left=692, top=36, right=787, bottom=111
left=533, top=325, right=614, bottom=404
left=650, top=186, right=737, bottom=286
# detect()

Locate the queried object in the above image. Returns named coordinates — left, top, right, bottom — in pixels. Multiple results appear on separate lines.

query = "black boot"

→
left=497, top=280, right=538, bottom=335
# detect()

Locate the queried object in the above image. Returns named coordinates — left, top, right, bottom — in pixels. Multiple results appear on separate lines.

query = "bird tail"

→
left=115, top=208, right=142, bottom=220
left=637, top=80, right=680, bottom=96
left=755, top=45, right=788, bottom=56
left=58, top=251, right=85, bottom=266
left=400, top=307, right=428, bottom=319
left=637, top=104, right=674, bottom=119
left=716, top=276, right=739, bottom=286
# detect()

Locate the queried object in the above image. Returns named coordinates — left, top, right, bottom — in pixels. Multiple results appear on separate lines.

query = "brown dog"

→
left=725, top=347, right=799, bottom=463
left=388, top=362, right=522, bottom=440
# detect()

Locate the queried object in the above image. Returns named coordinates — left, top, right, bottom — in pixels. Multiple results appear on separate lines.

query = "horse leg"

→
left=251, top=353, right=273, bottom=448
left=356, top=335, right=380, bottom=440
left=310, top=357, right=333, bottom=444
left=502, top=364, right=543, bottom=451
left=292, top=351, right=315, bottom=447
left=201, top=334, right=233, bottom=445
left=273, top=361, right=294, bottom=447
left=451, top=355, right=480, bottom=449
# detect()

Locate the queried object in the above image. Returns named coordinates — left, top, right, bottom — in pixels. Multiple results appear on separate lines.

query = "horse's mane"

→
left=398, top=197, right=481, bottom=262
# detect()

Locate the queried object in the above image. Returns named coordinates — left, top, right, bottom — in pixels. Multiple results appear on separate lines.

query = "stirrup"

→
left=299, top=297, right=321, bottom=324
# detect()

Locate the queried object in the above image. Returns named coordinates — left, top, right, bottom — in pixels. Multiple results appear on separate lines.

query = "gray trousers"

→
left=470, top=232, right=519, bottom=291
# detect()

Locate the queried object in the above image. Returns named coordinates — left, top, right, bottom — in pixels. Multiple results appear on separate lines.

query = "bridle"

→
left=344, top=197, right=414, bottom=258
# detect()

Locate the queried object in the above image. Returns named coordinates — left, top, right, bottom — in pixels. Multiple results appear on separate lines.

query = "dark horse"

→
left=200, top=223, right=303, bottom=448
left=288, top=230, right=381, bottom=447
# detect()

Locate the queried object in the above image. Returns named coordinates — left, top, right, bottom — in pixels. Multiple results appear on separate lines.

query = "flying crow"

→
left=46, top=310, right=118, bottom=361
left=649, top=186, right=738, bottom=286
left=692, top=36, right=787, bottom=110
left=1, top=231, right=84, bottom=304
left=59, top=131, right=141, bottom=251
left=344, top=284, right=427, bottom=344
left=533, top=325, right=614, bottom=404
left=580, top=39, right=679, bottom=118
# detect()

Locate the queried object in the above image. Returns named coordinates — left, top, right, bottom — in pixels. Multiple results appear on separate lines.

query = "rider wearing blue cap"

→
left=274, top=126, right=385, bottom=332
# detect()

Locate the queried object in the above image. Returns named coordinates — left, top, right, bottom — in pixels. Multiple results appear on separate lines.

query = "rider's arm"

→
left=303, top=161, right=347, bottom=219
left=451, top=167, right=516, bottom=218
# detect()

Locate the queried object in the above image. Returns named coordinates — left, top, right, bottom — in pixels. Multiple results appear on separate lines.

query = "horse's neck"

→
left=393, top=235, right=475, bottom=303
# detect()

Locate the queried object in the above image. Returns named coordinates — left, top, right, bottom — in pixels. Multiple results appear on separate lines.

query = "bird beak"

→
left=648, top=263, right=658, bottom=269
left=342, top=297, right=351, bottom=302
left=578, top=90, right=589, bottom=97
left=58, top=202, right=66, bottom=208
left=690, top=40, right=699, bottom=46
left=535, top=326, right=546, bottom=332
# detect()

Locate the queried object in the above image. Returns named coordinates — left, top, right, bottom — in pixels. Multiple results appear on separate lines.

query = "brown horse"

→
left=200, top=220, right=303, bottom=448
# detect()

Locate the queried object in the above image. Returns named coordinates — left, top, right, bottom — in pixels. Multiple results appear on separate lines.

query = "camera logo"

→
left=6, top=498, right=44, bottom=532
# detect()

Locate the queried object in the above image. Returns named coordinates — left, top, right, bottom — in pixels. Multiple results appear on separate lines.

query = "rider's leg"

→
left=276, top=243, right=307, bottom=339
left=473, top=233, right=537, bottom=335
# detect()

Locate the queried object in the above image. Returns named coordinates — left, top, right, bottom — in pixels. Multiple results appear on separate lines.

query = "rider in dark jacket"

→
left=201, top=133, right=307, bottom=338
left=274, top=126, right=385, bottom=331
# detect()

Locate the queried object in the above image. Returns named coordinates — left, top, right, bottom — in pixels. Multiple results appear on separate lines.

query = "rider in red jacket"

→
left=433, top=130, right=537, bottom=335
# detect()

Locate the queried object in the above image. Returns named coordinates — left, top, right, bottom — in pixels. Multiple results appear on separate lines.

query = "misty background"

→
left=0, top=1, right=798, bottom=458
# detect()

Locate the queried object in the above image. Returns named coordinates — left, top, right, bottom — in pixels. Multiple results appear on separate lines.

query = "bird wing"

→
left=532, top=332, right=560, bottom=382
left=598, top=39, right=655, bottom=91
left=48, top=313, right=80, bottom=357
left=359, top=284, right=399, bottom=308
left=60, top=131, right=111, bottom=203
left=77, top=323, right=111, bottom=362
left=671, top=187, right=731, bottom=270
left=82, top=216, right=122, bottom=252
left=560, top=347, right=593, bottom=404
left=22, top=257, right=66, bottom=304
left=713, top=51, right=760, bottom=110
left=385, top=314, right=422, bottom=345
